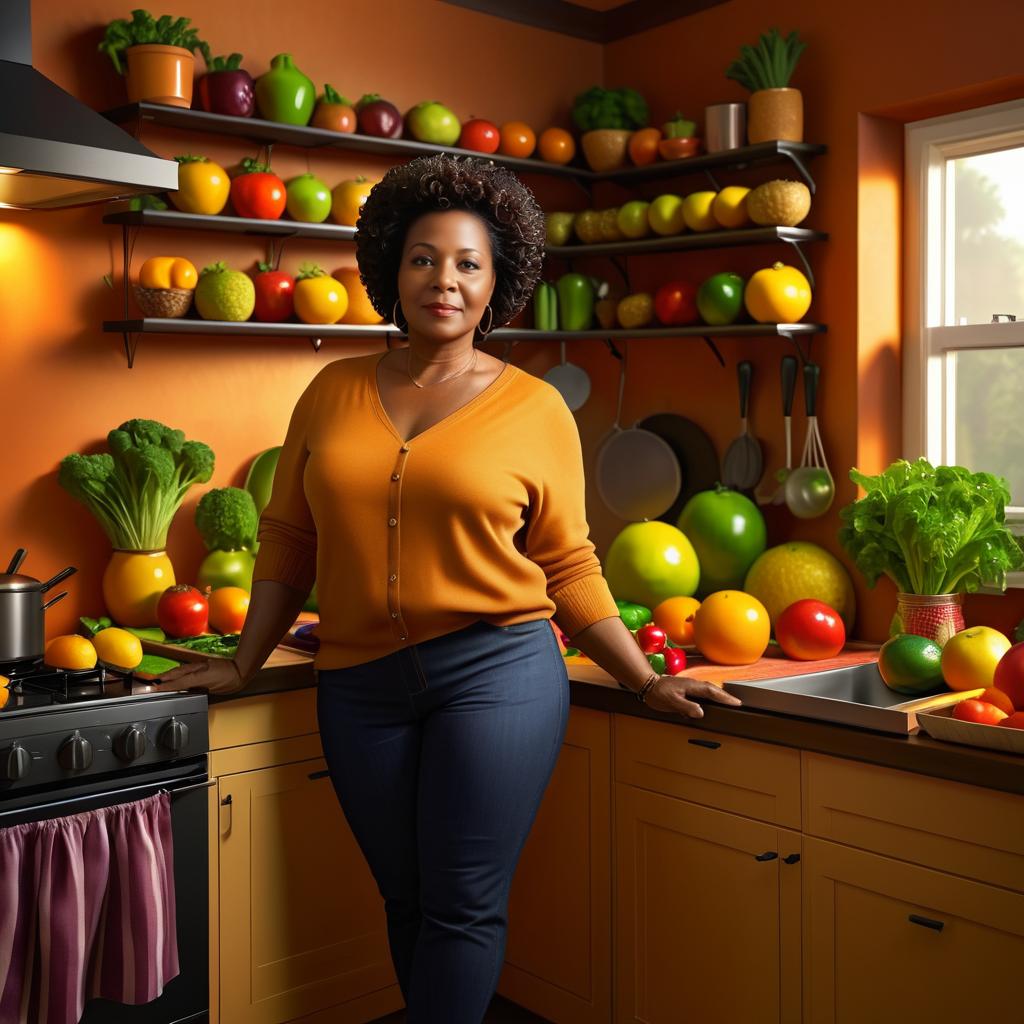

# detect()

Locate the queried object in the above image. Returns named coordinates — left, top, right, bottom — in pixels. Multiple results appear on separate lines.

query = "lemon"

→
left=744, top=542, right=857, bottom=630
left=92, top=627, right=144, bottom=670
left=681, top=191, right=719, bottom=232
left=712, top=186, right=751, bottom=229
left=44, top=634, right=98, bottom=670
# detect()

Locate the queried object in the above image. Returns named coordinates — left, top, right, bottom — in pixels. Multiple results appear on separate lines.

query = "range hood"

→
left=0, top=0, right=177, bottom=210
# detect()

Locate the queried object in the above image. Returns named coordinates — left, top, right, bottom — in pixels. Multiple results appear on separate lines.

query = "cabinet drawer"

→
left=614, top=713, right=801, bottom=828
left=804, top=752, right=1024, bottom=892
left=209, top=688, right=318, bottom=750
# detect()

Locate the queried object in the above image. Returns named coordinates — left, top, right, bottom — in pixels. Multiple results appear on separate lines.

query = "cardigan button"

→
left=388, top=517, right=397, bottom=526
left=399, top=445, right=410, bottom=453
left=391, top=611, right=399, bottom=619
left=389, top=574, right=397, bottom=582
left=391, top=473, right=400, bottom=481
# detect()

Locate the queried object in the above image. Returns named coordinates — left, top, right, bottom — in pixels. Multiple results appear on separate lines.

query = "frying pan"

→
left=543, top=341, right=591, bottom=411
left=638, top=413, right=721, bottom=526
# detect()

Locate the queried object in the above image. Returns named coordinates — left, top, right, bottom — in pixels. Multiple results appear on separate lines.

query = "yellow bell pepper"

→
left=294, top=263, right=348, bottom=324
left=139, top=256, right=198, bottom=291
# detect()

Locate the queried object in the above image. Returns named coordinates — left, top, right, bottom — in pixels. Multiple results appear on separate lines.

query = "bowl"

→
left=658, top=137, right=701, bottom=160
left=133, top=284, right=193, bottom=319
left=580, top=129, right=632, bottom=172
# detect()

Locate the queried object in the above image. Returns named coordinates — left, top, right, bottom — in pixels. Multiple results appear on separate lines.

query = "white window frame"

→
left=904, top=98, right=1024, bottom=589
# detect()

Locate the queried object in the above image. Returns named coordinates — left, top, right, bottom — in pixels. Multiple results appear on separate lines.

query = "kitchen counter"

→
left=211, top=647, right=1024, bottom=797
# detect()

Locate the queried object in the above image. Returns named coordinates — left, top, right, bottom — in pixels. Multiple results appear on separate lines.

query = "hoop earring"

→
left=478, top=304, right=494, bottom=336
left=392, top=299, right=408, bottom=333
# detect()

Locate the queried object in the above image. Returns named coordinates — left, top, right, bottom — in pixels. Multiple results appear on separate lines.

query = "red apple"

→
left=635, top=624, right=667, bottom=655
left=994, top=641, right=1024, bottom=709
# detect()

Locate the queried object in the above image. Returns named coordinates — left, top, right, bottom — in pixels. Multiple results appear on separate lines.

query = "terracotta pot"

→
left=580, top=129, right=632, bottom=172
left=103, top=549, right=176, bottom=627
left=890, top=592, right=965, bottom=648
left=125, top=44, right=195, bottom=108
left=747, top=88, right=803, bottom=144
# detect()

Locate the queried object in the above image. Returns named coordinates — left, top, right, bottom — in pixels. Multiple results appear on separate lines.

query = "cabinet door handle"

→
left=308, top=769, right=330, bottom=781
left=908, top=914, right=944, bottom=933
left=783, top=853, right=801, bottom=865
left=755, top=851, right=778, bottom=861
left=219, top=793, right=232, bottom=836
left=687, top=738, right=721, bottom=750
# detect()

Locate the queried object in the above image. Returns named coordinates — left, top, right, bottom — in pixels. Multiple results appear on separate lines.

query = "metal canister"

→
left=705, top=103, right=747, bottom=152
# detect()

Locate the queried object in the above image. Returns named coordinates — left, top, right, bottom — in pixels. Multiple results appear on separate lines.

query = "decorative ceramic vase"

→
left=890, top=592, right=965, bottom=648
left=124, top=44, right=195, bottom=108
left=102, top=549, right=176, bottom=627
left=747, top=88, right=803, bottom=144
left=580, top=129, right=632, bottom=172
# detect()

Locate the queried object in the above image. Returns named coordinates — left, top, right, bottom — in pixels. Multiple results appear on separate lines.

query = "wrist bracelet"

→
left=619, top=671, right=661, bottom=704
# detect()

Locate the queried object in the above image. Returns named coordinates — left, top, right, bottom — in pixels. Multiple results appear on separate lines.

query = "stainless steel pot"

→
left=0, top=548, right=77, bottom=665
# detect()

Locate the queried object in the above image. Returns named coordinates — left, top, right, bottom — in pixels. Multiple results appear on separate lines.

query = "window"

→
left=904, top=99, right=1024, bottom=586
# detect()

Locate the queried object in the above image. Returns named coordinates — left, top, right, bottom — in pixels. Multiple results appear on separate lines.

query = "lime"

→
left=878, top=634, right=945, bottom=695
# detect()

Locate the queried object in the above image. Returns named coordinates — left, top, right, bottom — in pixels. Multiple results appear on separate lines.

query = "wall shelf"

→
left=104, top=209, right=358, bottom=241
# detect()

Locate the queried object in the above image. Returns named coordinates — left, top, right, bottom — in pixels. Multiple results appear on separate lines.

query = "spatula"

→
left=722, top=360, right=763, bottom=492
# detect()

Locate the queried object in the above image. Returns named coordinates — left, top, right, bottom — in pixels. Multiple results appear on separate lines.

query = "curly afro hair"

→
left=354, top=153, right=545, bottom=331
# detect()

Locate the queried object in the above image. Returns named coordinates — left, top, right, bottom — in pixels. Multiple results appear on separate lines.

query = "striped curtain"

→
left=0, top=791, right=179, bottom=1024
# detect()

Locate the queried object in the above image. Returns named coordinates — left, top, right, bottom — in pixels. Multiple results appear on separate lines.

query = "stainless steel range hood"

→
left=0, top=1, right=177, bottom=209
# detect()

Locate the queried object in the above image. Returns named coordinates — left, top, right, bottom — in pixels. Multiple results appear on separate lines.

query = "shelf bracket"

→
left=607, top=255, right=631, bottom=294
left=704, top=169, right=722, bottom=192
left=784, top=239, right=815, bottom=289
left=783, top=149, right=817, bottom=194
left=701, top=335, right=726, bottom=367
left=778, top=328, right=812, bottom=365
left=123, top=331, right=140, bottom=369
left=603, top=337, right=624, bottom=360
left=309, top=336, right=322, bottom=353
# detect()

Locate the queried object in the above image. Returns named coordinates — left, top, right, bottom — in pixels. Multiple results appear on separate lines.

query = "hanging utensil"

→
left=5, top=548, right=26, bottom=575
left=784, top=362, right=836, bottom=518
left=543, top=340, right=592, bottom=411
left=595, top=345, right=682, bottom=521
left=721, top=360, right=764, bottom=492
left=757, top=354, right=798, bottom=506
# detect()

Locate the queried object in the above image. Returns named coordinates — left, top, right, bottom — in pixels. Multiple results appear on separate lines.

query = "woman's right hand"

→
left=154, top=658, right=246, bottom=696
left=644, top=674, right=743, bottom=719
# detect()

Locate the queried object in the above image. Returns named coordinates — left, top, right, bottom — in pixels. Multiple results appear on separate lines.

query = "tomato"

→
left=635, top=624, right=667, bottom=655
left=775, top=599, right=846, bottom=661
left=459, top=118, right=500, bottom=153
left=208, top=586, right=250, bottom=634
left=538, top=127, right=575, bottom=164
left=1000, top=711, right=1024, bottom=729
left=980, top=686, right=1015, bottom=715
left=677, top=487, right=767, bottom=595
left=294, top=264, right=348, bottom=324
left=230, top=159, right=286, bottom=220
left=251, top=265, right=294, bottom=322
left=994, top=641, right=1024, bottom=709
left=663, top=647, right=688, bottom=675
left=170, top=155, right=230, bottom=215
left=744, top=262, right=812, bottom=323
left=941, top=626, right=1011, bottom=691
left=654, top=281, right=700, bottom=326
left=692, top=590, right=770, bottom=666
left=653, top=596, right=700, bottom=645
left=952, top=699, right=1009, bottom=726
left=331, top=176, right=376, bottom=227
left=628, top=127, right=661, bottom=166
left=156, top=585, right=209, bottom=639
left=696, top=272, right=745, bottom=325
left=498, top=121, right=536, bottom=158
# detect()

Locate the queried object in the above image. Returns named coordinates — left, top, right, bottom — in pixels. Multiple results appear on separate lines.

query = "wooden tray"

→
left=140, top=638, right=312, bottom=669
left=917, top=704, right=1024, bottom=756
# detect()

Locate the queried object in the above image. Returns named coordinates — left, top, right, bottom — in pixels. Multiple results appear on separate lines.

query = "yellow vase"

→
left=103, top=550, right=176, bottom=627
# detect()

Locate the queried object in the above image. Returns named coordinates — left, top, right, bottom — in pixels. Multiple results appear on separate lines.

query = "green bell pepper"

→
left=255, top=54, right=315, bottom=126
left=646, top=652, right=667, bottom=675
left=534, top=281, right=558, bottom=332
left=662, top=111, right=697, bottom=139
left=556, top=273, right=595, bottom=331
left=616, top=599, right=652, bottom=631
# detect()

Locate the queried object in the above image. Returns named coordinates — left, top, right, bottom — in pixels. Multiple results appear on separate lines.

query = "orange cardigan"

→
left=252, top=352, right=618, bottom=669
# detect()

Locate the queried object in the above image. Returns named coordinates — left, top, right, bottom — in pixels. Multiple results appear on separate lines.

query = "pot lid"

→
left=0, top=573, right=41, bottom=592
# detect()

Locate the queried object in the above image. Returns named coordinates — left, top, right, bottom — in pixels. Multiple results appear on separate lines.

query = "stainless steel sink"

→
left=722, top=662, right=964, bottom=735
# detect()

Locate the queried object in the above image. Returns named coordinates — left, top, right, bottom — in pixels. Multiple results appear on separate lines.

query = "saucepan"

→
left=0, top=548, right=77, bottom=665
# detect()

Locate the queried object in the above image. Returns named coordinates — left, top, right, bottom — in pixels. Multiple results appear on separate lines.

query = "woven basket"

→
left=133, top=284, right=193, bottom=319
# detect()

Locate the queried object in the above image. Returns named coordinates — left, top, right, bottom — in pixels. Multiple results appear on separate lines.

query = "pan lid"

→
left=0, top=573, right=41, bottom=592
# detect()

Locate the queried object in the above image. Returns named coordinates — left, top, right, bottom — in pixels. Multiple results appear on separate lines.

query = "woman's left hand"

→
left=643, top=674, right=743, bottom=719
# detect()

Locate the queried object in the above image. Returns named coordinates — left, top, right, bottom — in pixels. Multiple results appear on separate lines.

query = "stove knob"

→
left=58, top=731, right=93, bottom=771
left=159, top=718, right=189, bottom=754
left=114, top=726, right=147, bottom=762
left=1, top=743, right=31, bottom=782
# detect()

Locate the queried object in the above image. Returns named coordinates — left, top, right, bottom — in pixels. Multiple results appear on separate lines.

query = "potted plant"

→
left=98, top=10, right=207, bottom=108
left=839, top=459, right=1024, bottom=646
left=58, top=419, right=215, bottom=627
left=571, top=86, right=649, bottom=172
left=725, top=28, right=806, bottom=144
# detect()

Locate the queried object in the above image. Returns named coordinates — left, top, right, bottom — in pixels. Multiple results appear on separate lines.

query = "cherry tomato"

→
left=775, top=599, right=845, bottom=661
left=252, top=266, right=295, bottom=322
left=952, top=699, right=1009, bottom=726
left=458, top=118, right=500, bottom=153
left=654, top=281, right=700, bottom=326
left=663, top=647, right=688, bottom=675
left=636, top=624, right=667, bottom=654
left=156, top=585, right=209, bottom=639
left=230, top=159, right=286, bottom=220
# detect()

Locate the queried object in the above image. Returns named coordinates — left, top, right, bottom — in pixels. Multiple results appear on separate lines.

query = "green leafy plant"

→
left=571, top=86, right=649, bottom=132
left=59, top=418, right=215, bottom=549
left=726, top=28, right=806, bottom=92
left=195, top=487, right=258, bottom=551
left=838, top=458, right=1024, bottom=595
left=98, top=10, right=207, bottom=75
left=203, top=52, right=243, bottom=72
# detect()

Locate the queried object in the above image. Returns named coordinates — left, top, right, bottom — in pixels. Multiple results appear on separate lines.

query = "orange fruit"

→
left=208, top=586, right=250, bottom=634
left=628, top=127, right=662, bottom=166
left=980, top=686, right=1015, bottom=716
left=499, top=121, right=536, bottom=159
left=0, top=676, right=9, bottom=709
left=335, top=267, right=383, bottom=325
left=330, top=176, right=377, bottom=227
left=692, top=590, right=770, bottom=666
left=44, top=634, right=98, bottom=670
left=538, top=127, right=575, bottom=164
left=652, top=596, right=701, bottom=645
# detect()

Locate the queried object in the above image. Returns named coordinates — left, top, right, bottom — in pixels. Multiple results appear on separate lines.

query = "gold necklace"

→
left=407, top=347, right=478, bottom=389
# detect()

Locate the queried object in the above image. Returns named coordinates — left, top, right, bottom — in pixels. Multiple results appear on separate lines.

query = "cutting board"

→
left=140, top=638, right=313, bottom=669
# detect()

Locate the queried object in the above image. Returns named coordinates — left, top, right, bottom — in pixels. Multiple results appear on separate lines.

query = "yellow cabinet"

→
left=615, top=782, right=802, bottom=1024
left=803, top=836, right=1024, bottom=1024
left=499, top=706, right=613, bottom=1023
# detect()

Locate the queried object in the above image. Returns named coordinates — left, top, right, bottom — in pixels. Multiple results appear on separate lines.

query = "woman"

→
left=158, top=153, right=741, bottom=1022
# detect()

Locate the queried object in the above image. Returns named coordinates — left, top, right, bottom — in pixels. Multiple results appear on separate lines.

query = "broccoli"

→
left=58, top=418, right=215, bottom=549
left=195, top=487, right=258, bottom=551
left=571, top=86, right=649, bottom=132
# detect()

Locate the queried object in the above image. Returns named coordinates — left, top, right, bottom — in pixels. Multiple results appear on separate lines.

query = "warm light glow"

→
left=664, top=546, right=681, bottom=566
left=0, top=167, right=22, bottom=175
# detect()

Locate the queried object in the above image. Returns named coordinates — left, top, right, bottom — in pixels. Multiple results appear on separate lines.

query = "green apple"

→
left=406, top=100, right=461, bottom=146
left=617, top=200, right=651, bottom=239
left=285, top=173, right=332, bottom=223
left=648, top=193, right=686, bottom=236
left=546, top=212, right=576, bottom=247
left=697, top=271, right=745, bottom=325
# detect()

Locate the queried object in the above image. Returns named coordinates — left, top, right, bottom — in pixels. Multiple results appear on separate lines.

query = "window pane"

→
left=948, top=147, right=1024, bottom=326
left=953, top=346, right=1024, bottom=502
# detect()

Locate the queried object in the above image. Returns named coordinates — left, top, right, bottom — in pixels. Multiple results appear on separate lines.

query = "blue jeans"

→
left=315, top=618, right=569, bottom=1023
